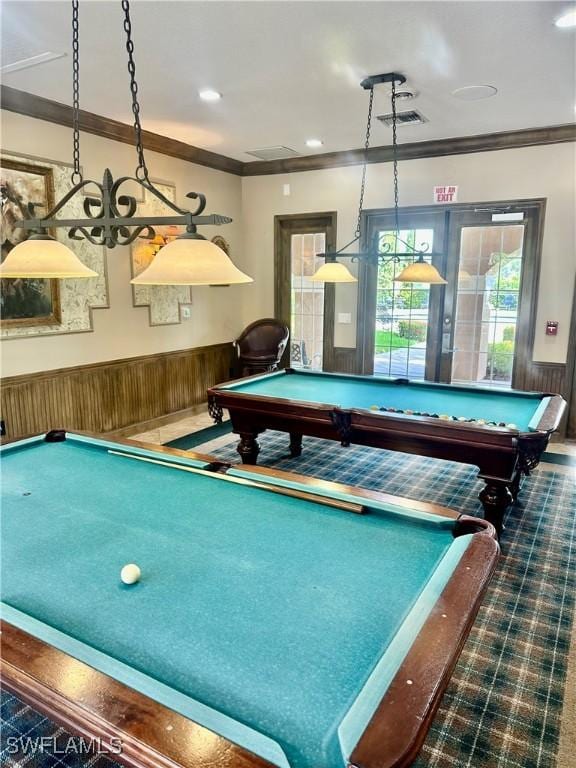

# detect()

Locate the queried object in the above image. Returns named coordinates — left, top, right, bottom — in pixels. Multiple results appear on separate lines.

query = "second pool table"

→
left=1, top=431, right=499, bottom=768
left=208, top=369, right=566, bottom=536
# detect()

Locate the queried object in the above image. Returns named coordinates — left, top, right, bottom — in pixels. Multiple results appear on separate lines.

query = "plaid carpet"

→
left=2, top=431, right=575, bottom=768
left=0, top=693, right=121, bottom=768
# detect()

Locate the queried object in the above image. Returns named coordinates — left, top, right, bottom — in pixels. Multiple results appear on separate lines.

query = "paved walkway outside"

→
left=374, top=343, right=426, bottom=378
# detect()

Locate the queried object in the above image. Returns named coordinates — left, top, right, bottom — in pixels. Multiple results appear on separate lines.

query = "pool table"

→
left=208, top=369, right=566, bottom=535
left=1, top=431, right=499, bottom=768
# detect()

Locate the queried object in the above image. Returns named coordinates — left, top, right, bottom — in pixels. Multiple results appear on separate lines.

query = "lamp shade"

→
left=131, top=236, right=253, bottom=286
left=394, top=258, right=447, bottom=285
left=311, top=261, right=357, bottom=283
left=0, top=234, right=98, bottom=278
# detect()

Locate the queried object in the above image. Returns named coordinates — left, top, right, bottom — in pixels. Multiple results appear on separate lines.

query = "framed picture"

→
left=1, top=158, right=61, bottom=327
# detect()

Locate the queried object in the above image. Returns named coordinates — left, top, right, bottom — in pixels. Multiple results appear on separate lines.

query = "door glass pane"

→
left=290, top=233, right=325, bottom=370
left=452, top=225, right=524, bottom=387
left=374, top=229, right=434, bottom=379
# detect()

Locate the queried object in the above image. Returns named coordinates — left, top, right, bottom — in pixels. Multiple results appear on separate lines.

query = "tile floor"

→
left=548, top=441, right=576, bottom=456
left=130, top=409, right=216, bottom=445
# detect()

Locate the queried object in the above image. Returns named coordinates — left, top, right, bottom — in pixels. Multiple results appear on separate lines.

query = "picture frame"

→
left=1, top=158, right=61, bottom=327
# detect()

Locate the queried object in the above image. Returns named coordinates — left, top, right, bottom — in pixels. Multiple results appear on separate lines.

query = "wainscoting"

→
left=520, top=361, right=567, bottom=396
left=1, top=342, right=234, bottom=439
left=323, top=347, right=358, bottom=375
left=1, top=348, right=568, bottom=441
left=521, top=362, right=568, bottom=437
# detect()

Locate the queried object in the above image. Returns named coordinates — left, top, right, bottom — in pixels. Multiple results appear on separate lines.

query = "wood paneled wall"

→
left=324, top=348, right=360, bottom=375
left=1, top=343, right=234, bottom=439
left=519, top=362, right=566, bottom=396
left=1, top=347, right=567, bottom=440
left=521, top=362, right=568, bottom=437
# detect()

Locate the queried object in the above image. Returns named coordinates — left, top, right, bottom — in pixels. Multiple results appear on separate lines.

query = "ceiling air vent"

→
left=377, top=110, right=428, bottom=127
left=245, top=146, right=301, bottom=161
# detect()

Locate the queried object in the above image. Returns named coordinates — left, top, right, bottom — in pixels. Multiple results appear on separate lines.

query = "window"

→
left=375, top=229, right=434, bottom=379
left=357, top=201, right=543, bottom=389
left=452, top=225, right=524, bottom=387
left=290, top=233, right=325, bottom=370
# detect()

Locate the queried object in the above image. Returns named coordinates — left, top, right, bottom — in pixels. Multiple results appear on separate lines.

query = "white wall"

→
left=241, top=142, right=576, bottom=363
left=0, top=110, right=248, bottom=376
left=2, top=109, right=574, bottom=378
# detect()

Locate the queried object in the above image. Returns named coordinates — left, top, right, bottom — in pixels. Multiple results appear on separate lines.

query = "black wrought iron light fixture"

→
left=311, top=72, right=446, bottom=285
left=0, top=0, right=252, bottom=286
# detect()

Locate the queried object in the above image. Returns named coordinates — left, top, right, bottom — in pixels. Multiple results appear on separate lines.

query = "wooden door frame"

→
left=358, top=206, right=448, bottom=376
left=566, top=276, right=576, bottom=439
left=356, top=198, right=546, bottom=385
left=440, top=199, right=546, bottom=388
left=273, top=212, right=337, bottom=369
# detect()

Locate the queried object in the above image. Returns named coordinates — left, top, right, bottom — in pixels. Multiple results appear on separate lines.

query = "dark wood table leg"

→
left=509, top=471, right=523, bottom=502
left=479, top=481, right=514, bottom=538
left=237, top=432, right=260, bottom=464
left=207, top=396, right=223, bottom=424
left=289, top=433, right=302, bottom=457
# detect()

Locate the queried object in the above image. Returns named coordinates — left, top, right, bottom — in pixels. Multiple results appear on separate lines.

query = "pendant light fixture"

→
left=310, top=260, right=358, bottom=283
left=311, top=72, right=446, bottom=285
left=0, top=0, right=252, bottom=287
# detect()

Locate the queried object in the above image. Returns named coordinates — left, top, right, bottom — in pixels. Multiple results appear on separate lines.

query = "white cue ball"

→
left=120, top=563, right=141, bottom=585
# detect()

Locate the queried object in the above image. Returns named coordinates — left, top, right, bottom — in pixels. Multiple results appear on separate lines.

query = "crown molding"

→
left=2, top=86, right=575, bottom=179
left=0, top=85, right=244, bottom=176
left=242, top=123, right=576, bottom=176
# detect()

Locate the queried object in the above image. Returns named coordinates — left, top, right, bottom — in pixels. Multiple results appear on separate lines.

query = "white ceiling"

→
left=2, top=1, right=575, bottom=162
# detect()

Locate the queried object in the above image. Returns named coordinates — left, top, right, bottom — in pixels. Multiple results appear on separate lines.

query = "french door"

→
left=358, top=200, right=545, bottom=388
left=359, top=207, right=448, bottom=380
left=274, top=213, right=337, bottom=370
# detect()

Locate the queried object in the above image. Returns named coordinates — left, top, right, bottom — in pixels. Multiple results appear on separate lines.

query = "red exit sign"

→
left=434, top=185, right=458, bottom=203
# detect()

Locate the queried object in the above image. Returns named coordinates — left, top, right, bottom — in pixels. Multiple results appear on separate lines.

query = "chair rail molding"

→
left=0, top=343, right=234, bottom=439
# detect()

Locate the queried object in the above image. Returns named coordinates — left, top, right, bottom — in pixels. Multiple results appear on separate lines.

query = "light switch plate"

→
left=338, top=313, right=352, bottom=324
left=181, top=306, right=191, bottom=320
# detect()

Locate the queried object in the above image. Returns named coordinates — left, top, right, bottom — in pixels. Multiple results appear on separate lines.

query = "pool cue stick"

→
left=107, top=449, right=366, bottom=515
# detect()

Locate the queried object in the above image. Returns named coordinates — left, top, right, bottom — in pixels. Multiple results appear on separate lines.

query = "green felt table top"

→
left=1, top=434, right=465, bottom=768
left=222, top=370, right=547, bottom=432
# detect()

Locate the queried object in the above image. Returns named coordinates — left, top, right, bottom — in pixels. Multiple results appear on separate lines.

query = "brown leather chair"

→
left=234, top=319, right=290, bottom=377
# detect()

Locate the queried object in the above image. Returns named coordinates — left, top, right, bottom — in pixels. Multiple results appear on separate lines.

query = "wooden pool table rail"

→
left=1, top=434, right=499, bottom=768
left=1, top=522, right=497, bottom=768
left=351, top=529, right=498, bottom=768
left=0, top=429, right=223, bottom=468
left=0, top=623, right=272, bottom=768
left=207, top=376, right=566, bottom=537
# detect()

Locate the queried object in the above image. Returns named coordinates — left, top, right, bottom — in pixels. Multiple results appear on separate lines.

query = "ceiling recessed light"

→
left=452, top=85, right=498, bottom=101
left=199, top=89, right=222, bottom=102
left=555, top=9, right=576, bottom=27
left=396, top=89, right=417, bottom=101
left=305, top=139, right=324, bottom=148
